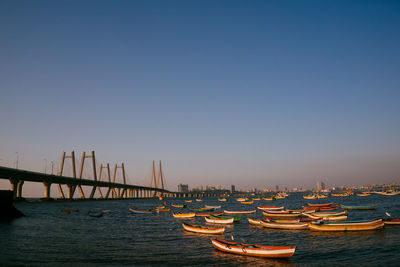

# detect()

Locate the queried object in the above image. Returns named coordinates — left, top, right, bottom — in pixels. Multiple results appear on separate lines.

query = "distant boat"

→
left=211, top=239, right=296, bottom=258
left=205, top=216, right=234, bottom=224
left=308, top=203, right=333, bottom=207
left=384, top=219, right=400, bottom=225
left=182, top=222, right=225, bottom=234
left=248, top=218, right=263, bottom=226
left=340, top=204, right=377, bottom=210
left=172, top=212, right=195, bottom=219
left=224, top=209, right=256, bottom=215
left=259, top=220, right=309, bottom=230
left=241, top=201, right=254, bottom=204
left=195, top=211, right=224, bottom=217
left=171, top=204, right=186, bottom=208
left=209, top=214, right=241, bottom=222
left=129, top=207, right=156, bottom=214
left=88, top=210, right=103, bottom=217
left=62, top=208, right=79, bottom=214
left=204, top=205, right=221, bottom=209
left=218, top=198, right=228, bottom=202
left=257, top=206, right=284, bottom=211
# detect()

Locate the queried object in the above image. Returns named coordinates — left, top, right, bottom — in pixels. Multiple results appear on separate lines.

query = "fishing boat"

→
left=129, top=207, right=156, bottom=214
left=307, top=203, right=333, bottom=207
left=224, top=209, right=256, bottom=215
left=196, top=199, right=202, bottom=202
left=211, top=239, right=296, bottom=258
left=257, top=206, right=284, bottom=211
left=381, top=191, right=400, bottom=196
left=172, top=212, right=196, bottom=218
left=171, top=204, right=186, bottom=208
left=205, top=216, right=234, bottom=224
left=218, top=198, right=228, bottom=202
left=182, top=222, right=225, bottom=234
left=260, top=220, right=309, bottom=230
left=304, top=213, right=348, bottom=221
left=209, top=214, right=241, bottom=222
left=248, top=218, right=263, bottom=226
left=236, top=198, right=248, bottom=202
left=308, top=219, right=384, bottom=231
left=155, top=208, right=170, bottom=212
left=185, top=200, right=193, bottom=203
left=384, top=219, right=400, bottom=225
left=252, top=198, right=261, bottom=201
left=241, top=201, right=254, bottom=204
left=88, top=210, right=103, bottom=217
left=356, top=192, right=371, bottom=197
left=262, top=211, right=302, bottom=218
left=340, top=204, right=377, bottom=210
left=62, top=208, right=79, bottom=214
left=195, top=211, right=224, bottom=217
left=205, top=205, right=221, bottom=209
left=319, top=205, right=338, bottom=211
left=262, top=197, right=276, bottom=201
left=310, top=211, right=347, bottom=217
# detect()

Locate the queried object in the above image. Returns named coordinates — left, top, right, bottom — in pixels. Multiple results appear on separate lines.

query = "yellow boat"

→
left=308, top=219, right=384, bottom=231
left=241, top=201, right=254, bottom=204
left=248, top=218, right=263, bottom=226
left=172, top=212, right=195, bottom=218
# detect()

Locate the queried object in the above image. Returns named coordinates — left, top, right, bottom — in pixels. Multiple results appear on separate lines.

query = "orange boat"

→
left=211, top=239, right=296, bottom=258
left=307, top=203, right=333, bottom=207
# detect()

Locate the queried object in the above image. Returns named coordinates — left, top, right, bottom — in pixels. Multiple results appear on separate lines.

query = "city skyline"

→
left=1, top=1, right=400, bottom=196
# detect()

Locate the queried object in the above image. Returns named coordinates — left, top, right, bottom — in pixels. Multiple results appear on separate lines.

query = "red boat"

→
left=307, top=203, right=333, bottom=207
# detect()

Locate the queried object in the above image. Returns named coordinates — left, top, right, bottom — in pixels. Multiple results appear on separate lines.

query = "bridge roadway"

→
left=0, top=166, right=172, bottom=200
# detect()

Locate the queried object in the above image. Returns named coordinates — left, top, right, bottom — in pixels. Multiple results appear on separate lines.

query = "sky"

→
left=1, top=0, right=400, bottom=196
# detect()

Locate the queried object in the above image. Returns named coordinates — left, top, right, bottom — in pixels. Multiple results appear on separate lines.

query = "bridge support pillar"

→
left=67, top=185, right=74, bottom=199
left=17, top=180, right=24, bottom=198
left=9, top=179, right=18, bottom=199
left=43, top=182, right=51, bottom=199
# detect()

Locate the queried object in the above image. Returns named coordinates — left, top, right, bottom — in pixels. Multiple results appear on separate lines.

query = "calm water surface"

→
left=1, top=193, right=400, bottom=266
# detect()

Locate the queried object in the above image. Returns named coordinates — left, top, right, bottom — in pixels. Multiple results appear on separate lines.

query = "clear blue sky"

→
left=1, top=0, right=399, bottom=195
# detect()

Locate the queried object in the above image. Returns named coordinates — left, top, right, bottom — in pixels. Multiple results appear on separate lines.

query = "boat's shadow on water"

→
left=212, top=249, right=294, bottom=267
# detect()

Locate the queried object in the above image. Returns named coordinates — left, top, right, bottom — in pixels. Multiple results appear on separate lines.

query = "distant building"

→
left=217, top=184, right=221, bottom=190
left=178, top=184, right=189, bottom=193
left=230, top=185, right=235, bottom=193
left=317, top=181, right=325, bottom=192
left=275, top=185, right=279, bottom=192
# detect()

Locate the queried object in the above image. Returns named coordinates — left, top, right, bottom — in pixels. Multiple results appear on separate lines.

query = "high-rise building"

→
left=178, top=184, right=189, bottom=193
left=275, top=185, right=279, bottom=192
left=317, top=181, right=325, bottom=192
left=230, top=185, right=235, bottom=193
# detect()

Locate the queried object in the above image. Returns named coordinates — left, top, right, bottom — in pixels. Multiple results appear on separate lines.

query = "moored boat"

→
left=262, top=211, right=302, bottom=218
left=308, top=203, right=333, bottom=207
left=340, top=204, right=377, bottom=210
left=209, top=214, right=241, bottom=222
left=260, top=220, right=309, bottom=230
left=204, top=205, right=222, bottom=209
left=248, top=218, right=263, bottom=226
left=182, top=222, right=225, bottom=234
left=224, top=209, right=256, bottom=215
left=129, top=207, right=156, bottom=214
left=308, top=219, right=384, bottom=231
left=257, top=206, right=284, bottom=211
left=88, top=210, right=103, bottom=217
left=218, top=198, right=228, bottom=202
left=205, top=216, right=234, bottom=224
left=171, top=204, right=186, bottom=208
left=172, top=212, right=196, bottom=218
left=211, top=239, right=296, bottom=258
left=195, top=211, right=224, bottom=217
left=241, top=201, right=254, bottom=204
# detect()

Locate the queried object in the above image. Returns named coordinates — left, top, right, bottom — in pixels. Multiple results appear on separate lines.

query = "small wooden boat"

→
left=205, top=216, right=234, bottom=224
left=262, top=211, right=302, bottom=218
left=252, top=198, right=261, bottom=201
left=308, top=203, right=333, bottom=207
left=262, top=197, right=276, bottom=201
left=211, top=239, right=296, bottom=258
left=129, top=207, right=156, bottom=214
left=209, top=214, right=241, bottom=222
left=102, top=209, right=112, bottom=213
left=171, top=204, right=186, bottom=208
left=195, top=211, right=224, bottom=217
left=218, top=198, right=228, bottom=202
left=182, top=222, right=225, bottom=234
left=311, top=211, right=347, bottom=217
left=308, top=219, right=384, bottom=231
left=172, top=212, right=195, bottom=218
left=195, top=199, right=202, bottom=202
left=257, top=206, right=284, bottom=211
left=62, top=208, right=79, bottom=214
left=357, top=192, right=371, bottom=197
left=236, top=198, right=248, bottom=202
left=381, top=191, right=400, bottom=196
left=340, top=204, right=377, bottom=210
left=185, top=200, right=193, bottom=203
left=260, top=220, right=309, bottom=230
left=155, top=208, right=170, bottom=212
left=304, top=213, right=348, bottom=221
left=224, top=210, right=256, bottom=215
left=384, top=219, right=400, bottom=225
left=205, top=205, right=221, bottom=209
left=88, top=210, right=103, bottom=217
left=303, top=195, right=317, bottom=200
left=319, top=205, right=338, bottom=211
left=241, top=201, right=254, bottom=204
left=248, top=218, right=263, bottom=226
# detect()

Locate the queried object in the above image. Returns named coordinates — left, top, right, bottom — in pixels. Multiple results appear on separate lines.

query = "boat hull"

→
left=182, top=222, right=225, bottom=234
left=211, top=239, right=296, bottom=258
